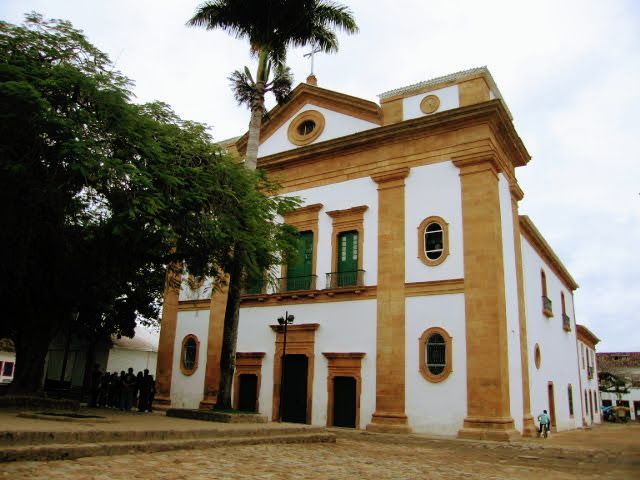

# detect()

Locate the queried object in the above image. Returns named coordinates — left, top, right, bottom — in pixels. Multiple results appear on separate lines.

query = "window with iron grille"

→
left=419, top=327, right=452, bottom=382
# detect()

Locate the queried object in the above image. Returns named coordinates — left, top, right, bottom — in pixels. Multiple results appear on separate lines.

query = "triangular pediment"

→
left=235, top=82, right=383, bottom=157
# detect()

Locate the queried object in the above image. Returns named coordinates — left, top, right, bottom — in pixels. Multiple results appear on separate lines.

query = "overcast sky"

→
left=3, top=1, right=638, bottom=352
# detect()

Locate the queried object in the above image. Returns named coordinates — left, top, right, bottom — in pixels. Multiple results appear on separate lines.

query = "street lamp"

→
left=277, top=311, right=295, bottom=422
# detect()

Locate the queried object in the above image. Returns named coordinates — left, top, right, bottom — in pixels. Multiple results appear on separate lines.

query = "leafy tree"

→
left=598, top=371, right=631, bottom=400
left=187, top=0, right=358, bottom=409
left=0, top=14, right=299, bottom=395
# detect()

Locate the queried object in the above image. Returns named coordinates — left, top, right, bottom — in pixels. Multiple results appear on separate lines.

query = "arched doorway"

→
left=281, top=354, right=308, bottom=423
left=332, top=376, right=356, bottom=428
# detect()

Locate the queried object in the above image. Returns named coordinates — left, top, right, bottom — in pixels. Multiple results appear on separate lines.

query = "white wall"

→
left=498, top=174, right=524, bottom=432
left=107, top=348, right=157, bottom=375
left=237, top=299, right=377, bottom=428
left=170, top=309, right=210, bottom=409
left=258, top=104, right=379, bottom=158
left=405, top=162, right=464, bottom=283
left=522, top=236, right=582, bottom=431
left=279, top=177, right=379, bottom=289
left=577, top=340, right=601, bottom=425
left=402, top=85, right=459, bottom=121
left=405, top=293, right=467, bottom=435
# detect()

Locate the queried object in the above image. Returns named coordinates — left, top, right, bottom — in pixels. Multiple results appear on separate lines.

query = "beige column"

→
left=366, top=167, right=411, bottom=433
left=153, top=267, right=181, bottom=410
left=199, top=284, right=228, bottom=408
left=454, top=156, right=518, bottom=441
left=510, top=184, right=537, bottom=436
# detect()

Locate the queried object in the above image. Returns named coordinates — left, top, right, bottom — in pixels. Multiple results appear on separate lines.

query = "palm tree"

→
left=187, top=0, right=358, bottom=410
left=188, top=0, right=359, bottom=169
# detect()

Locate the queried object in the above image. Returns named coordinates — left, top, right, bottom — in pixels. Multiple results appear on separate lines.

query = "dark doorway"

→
left=237, top=374, right=258, bottom=412
left=281, top=354, right=308, bottom=423
left=332, top=376, right=356, bottom=428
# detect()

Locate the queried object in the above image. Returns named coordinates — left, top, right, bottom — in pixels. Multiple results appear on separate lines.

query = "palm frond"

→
left=228, top=68, right=256, bottom=108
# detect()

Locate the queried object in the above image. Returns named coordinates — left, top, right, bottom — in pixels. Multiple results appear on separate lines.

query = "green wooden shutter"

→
left=287, top=231, right=313, bottom=290
left=337, top=231, right=358, bottom=286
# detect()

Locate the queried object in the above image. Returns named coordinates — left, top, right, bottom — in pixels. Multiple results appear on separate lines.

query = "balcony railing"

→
left=277, top=275, right=317, bottom=293
left=542, top=295, right=553, bottom=317
left=243, top=279, right=265, bottom=295
left=562, top=313, right=571, bottom=331
left=325, top=270, right=365, bottom=289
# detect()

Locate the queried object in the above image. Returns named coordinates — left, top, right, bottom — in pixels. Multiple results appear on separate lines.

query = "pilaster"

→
left=510, top=184, right=536, bottom=436
left=453, top=155, right=519, bottom=441
left=199, top=283, right=228, bottom=409
left=366, top=167, right=411, bottom=433
left=153, top=266, right=181, bottom=410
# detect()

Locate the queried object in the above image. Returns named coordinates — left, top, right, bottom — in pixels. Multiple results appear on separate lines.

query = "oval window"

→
left=180, top=334, right=199, bottom=375
left=426, top=333, right=446, bottom=375
left=425, top=222, right=444, bottom=260
left=417, top=216, right=449, bottom=266
left=297, top=119, right=316, bottom=136
left=419, top=327, right=452, bottom=382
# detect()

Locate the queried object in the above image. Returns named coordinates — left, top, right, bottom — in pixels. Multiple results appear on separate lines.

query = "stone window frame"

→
left=287, top=110, right=325, bottom=146
left=326, top=205, right=368, bottom=278
left=417, top=216, right=449, bottom=267
left=418, top=327, right=453, bottom=383
left=180, top=334, right=200, bottom=376
left=282, top=204, right=323, bottom=288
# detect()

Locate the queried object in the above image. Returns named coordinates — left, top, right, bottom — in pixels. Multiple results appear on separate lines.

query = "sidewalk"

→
left=0, top=408, right=334, bottom=462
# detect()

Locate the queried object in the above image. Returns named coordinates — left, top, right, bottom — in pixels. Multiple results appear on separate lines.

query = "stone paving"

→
left=1, top=422, right=639, bottom=479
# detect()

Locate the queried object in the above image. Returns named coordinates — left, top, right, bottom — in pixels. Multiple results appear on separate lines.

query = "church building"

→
left=154, top=67, right=598, bottom=439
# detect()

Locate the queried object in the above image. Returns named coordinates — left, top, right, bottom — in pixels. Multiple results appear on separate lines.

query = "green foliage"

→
left=598, top=371, right=631, bottom=396
left=0, top=14, right=299, bottom=393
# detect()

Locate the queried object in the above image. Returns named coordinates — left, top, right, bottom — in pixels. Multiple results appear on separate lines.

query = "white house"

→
left=154, top=67, right=598, bottom=439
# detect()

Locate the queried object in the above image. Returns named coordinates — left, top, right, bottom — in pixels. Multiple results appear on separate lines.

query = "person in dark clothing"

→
left=135, top=371, right=144, bottom=407
left=138, top=369, right=155, bottom=412
left=121, top=368, right=136, bottom=411
left=98, top=372, right=110, bottom=407
left=89, top=363, right=102, bottom=408
left=109, top=372, right=121, bottom=408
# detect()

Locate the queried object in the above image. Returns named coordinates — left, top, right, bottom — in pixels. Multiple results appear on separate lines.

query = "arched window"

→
left=180, top=334, right=200, bottom=376
left=419, top=327, right=452, bottom=382
left=417, top=216, right=449, bottom=266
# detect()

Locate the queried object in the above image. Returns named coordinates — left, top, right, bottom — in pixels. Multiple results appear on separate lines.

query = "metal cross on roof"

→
left=303, top=43, right=322, bottom=76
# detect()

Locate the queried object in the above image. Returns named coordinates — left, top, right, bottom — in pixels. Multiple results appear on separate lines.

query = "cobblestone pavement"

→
left=2, top=425, right=639, bottom=480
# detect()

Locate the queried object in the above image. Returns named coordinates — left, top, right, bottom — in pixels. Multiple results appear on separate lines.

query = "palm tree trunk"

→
left=244, top=102, right=264, bottom=170
left=214, top=247, right=243, bottom=410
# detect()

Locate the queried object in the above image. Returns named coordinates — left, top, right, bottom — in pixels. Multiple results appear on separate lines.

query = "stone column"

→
left=510, top=184, right=537, bottom=436
left=454, top=155, right=518, bottom=441
left=366, top=167, right=411, bottom=433
left=199, top=284, right=228, bottom=409
left=153, top=267, right=181, bottom=410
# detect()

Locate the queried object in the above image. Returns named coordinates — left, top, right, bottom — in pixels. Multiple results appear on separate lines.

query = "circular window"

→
left=287, top=110, right=325, bottom=146
left=417, top=216, right=449, bottom=266
left=419, top=327, right=452, bottom=382
left=534, top=343, right=541, bottom=369
left=180, top=334, right=200, bottom=376
left=420, top=95, right=440, bottom=114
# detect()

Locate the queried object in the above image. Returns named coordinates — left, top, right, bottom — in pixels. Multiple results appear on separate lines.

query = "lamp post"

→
left=277, top=311, right=295, bottom=422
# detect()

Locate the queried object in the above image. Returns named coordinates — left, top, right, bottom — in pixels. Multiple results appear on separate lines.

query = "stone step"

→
left=0, top=424, right=327, bottom=447
left=0, top=431, right=336, bottom=462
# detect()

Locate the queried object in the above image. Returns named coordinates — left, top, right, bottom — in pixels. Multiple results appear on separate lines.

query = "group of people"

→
left=90, top=366, right=156, bottom=412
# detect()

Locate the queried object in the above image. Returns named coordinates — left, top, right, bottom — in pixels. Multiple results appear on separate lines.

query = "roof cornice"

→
left=257, top=100, right=529, bottom=173
left=519, top=215, right=579, bottom=291
left=577, top=324, right=601, bottom=347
